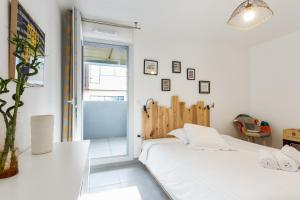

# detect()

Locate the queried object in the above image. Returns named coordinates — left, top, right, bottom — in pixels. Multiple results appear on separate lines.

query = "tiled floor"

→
left=83, top=162, right=171, bottom=200
left=89, top=137, right=127, bottom=159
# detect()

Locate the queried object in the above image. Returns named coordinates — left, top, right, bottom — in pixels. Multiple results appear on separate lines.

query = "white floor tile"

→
left=89, top=149, right=111, bottom=159
left=88, top=162, right=170, bottom=200
left=111, top=148, right=127, bottom=156
left=89, top=137, right=127, bottom=159
left=90, top=139, right=109, bottom=147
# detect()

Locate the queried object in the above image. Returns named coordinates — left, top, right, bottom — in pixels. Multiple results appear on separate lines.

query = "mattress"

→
left=139, top=135, right=300, bottom=200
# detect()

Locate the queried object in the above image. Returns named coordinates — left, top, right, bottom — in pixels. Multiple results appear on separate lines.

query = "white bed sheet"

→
left=139, top=135, right=300, bottom=200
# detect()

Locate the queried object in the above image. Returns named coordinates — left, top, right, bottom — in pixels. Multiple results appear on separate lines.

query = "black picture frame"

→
left=172, top=61, right=181, bottom=73
left=161, top=79, right=171, bottom=91
left=199, top=81, right=210, bottom=94
left=187, top=68, right=195, bottom=80
left=144, top=59, right=158, bottom=75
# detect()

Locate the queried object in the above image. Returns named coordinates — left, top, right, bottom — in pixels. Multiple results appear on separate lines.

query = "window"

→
left=89, top=96, right=125, bottom=101
left=115, top=68, right=127, bottom=77
left=84, top=64, right=127, bottom=90
left=89, top=65, right=100, bottom=84
left=100, top=67, right=115, bottom=76
left=83, top=43, right=128, bottom=103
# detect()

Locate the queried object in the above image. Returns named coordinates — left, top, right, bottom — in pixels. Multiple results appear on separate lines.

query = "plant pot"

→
left=0, top=149, right=19, bottom=179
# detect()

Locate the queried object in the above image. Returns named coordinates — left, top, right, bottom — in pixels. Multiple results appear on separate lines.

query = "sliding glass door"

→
left=83, top=42, right=129, bottom=159
left=69, top=15, right=134, bottom=162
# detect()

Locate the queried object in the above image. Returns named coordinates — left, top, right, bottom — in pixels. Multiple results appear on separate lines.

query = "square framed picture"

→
left=144, top=59, right=158, bottom=75
left=187, top=68, right=195, bottom=80
left=172, top=61, right=181, bottom=73
left=199, top=81, right=210, bottom=94
left=161, top=79, right=171, bottom=91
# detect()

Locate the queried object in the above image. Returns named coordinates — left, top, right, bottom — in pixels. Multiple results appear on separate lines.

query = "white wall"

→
left=0, top=0, right=62, bottom=151
left=1, top=0, right=297, bottom=159
left=249, top=30, right=300, bottom=148
left=133, top=31, right=250, bottom=156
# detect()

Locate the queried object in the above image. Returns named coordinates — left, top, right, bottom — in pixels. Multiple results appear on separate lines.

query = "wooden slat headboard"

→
left=142, top=96, right=210, bottom=140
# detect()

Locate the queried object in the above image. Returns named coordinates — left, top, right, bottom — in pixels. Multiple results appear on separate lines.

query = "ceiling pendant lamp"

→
left=227, top=0, right=274, bottom=31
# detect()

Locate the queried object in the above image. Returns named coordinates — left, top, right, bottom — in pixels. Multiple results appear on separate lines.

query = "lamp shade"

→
left=227, top=0, right=274, bottom=31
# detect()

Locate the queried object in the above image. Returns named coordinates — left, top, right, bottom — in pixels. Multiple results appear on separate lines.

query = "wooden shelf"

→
left=283, top=129, right=300, bottom=143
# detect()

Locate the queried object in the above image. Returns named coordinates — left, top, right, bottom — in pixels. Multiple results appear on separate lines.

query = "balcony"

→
left=84, top=101, right=127, bottom=159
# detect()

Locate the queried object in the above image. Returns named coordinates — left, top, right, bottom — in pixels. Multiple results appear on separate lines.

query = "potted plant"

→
left=0, top=34, right=43, bottom=179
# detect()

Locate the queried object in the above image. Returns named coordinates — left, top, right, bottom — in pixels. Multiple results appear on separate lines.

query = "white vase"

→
left=31, top=115, right=54, bottom=155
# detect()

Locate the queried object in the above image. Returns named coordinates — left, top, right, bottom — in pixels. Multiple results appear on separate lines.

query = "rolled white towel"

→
left=258, top=149, right=279, bottom=170
left=273, top=150, right=299, bottom=172
left=281, top=145, right=300, bottom=166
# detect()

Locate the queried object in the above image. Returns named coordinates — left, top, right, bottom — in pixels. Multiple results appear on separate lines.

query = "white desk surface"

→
left=0, top=141, right=90, bottom=200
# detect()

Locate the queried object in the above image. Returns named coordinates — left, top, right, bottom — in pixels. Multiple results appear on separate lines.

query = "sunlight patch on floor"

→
left=81, top=186, right=141, bottom=200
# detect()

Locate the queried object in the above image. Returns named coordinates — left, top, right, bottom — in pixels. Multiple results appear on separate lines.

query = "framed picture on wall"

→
left=9, top=0, right=45, bottom=87
left=199, top=81, right=210, bottom=94
left=187, top=68, right=195, bottom=80
left=161, top=79, right=171, bottom=91
left=172, top=61, right=181, bottom=73
left=144, top=59, right=158, bottom=75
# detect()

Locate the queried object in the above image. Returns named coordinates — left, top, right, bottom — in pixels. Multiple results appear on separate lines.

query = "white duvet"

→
left=139, top=135, right=300, bottom=200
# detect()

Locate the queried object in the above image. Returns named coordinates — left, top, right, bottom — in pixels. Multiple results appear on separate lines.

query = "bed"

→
left=140, top=96, right=300, bottom=200
left=140, top=136, right=300, bottom=200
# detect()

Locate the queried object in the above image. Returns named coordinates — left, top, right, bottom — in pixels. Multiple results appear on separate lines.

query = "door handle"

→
left=65, top=100, right=74, bottom=104
left=65, top=100, right=79, bottom=109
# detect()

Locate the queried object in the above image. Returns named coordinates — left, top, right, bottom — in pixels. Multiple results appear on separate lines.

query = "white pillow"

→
left=168, top=128, right=189, bottom=144
left=184, top=123, right=231, bottom=150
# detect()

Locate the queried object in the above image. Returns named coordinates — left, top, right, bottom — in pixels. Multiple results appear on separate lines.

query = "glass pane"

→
left=89, top=65, right=100, bottom=84
left=83, top=43, right=128, bottom=103
left=115, top=68, right=127, bottom=77
left=101, top=66, right=114, bottom=76
left=83, top=41, right=129, bottom=159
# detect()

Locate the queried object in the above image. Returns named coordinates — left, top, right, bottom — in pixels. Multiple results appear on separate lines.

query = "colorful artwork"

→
left=10, top=0, right=45, bottom=86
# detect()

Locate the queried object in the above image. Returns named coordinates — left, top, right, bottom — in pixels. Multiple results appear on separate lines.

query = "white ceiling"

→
left=57, top=0, right=300, bottom=47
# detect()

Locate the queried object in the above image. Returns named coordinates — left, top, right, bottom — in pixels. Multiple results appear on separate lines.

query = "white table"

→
left=0, top=141, right=90, bottom=200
